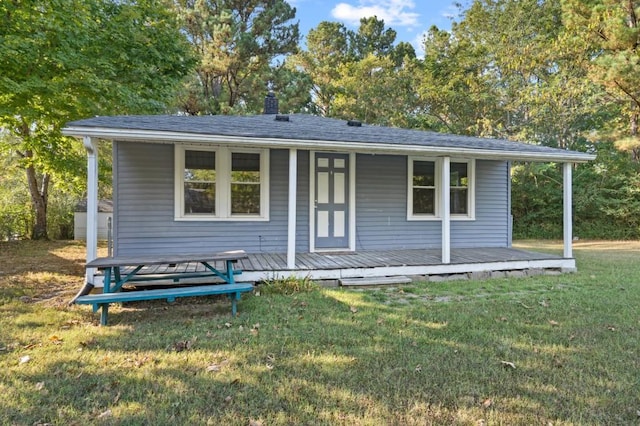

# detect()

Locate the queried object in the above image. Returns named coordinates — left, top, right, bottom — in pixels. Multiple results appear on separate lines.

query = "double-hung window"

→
left=408, top=157, right=475, bottom=220
left=175, top=146, right=269, bottom=220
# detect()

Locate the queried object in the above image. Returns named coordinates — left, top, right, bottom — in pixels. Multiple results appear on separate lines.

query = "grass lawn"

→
left=1, top=240, right=639, bottom=425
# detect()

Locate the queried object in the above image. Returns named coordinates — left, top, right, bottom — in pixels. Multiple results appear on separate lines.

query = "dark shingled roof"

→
left=64, top=114, right=595, bottom=162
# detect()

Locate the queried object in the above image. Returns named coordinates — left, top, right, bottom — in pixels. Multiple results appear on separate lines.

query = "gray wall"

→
left=355, top=154, right=509, bottom=250
left=113, top=142, right=509, bottom=256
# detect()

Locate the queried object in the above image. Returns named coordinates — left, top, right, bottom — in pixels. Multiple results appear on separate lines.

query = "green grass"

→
left=1, top=240, right=639, bottom=425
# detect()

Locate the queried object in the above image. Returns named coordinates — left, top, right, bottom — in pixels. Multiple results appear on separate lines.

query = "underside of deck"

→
left=107, top=247, right=574, bottom=286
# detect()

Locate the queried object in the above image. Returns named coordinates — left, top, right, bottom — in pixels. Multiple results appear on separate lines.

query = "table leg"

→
left=226, top=260, right=235, bottom=284
left=100, top=303, right=109, bottom=326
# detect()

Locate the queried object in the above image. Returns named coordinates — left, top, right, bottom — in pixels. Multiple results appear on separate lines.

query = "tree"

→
left=350, top=16, right=397, bottom=58
left=174, top=0, right=299, bottom=114
left=292, top=16, right=417, bottom=119
left=418, top=0, right=607, bottom=147
left=289, top=21, right=351, bottom=116
left=562, top=0, right=640, bottom=160
left=0, top=0, right=194, bottom=239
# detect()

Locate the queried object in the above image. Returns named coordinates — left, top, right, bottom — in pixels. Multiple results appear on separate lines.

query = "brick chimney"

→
left=263, top=92, right=279, bottom=114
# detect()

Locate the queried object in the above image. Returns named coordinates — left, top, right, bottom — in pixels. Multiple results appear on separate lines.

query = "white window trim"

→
left=174, top=144, right=270, bottom=221
left=407, top=157, right=475, bottom=221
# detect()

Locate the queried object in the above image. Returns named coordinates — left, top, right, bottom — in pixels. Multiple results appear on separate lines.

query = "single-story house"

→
left=63, top=108, right=595, bottom=286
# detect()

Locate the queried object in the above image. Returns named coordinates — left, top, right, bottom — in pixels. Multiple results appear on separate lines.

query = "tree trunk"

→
left=25, top=156, right=49, bottom=240
left=631, top=108, right=640, bottom=162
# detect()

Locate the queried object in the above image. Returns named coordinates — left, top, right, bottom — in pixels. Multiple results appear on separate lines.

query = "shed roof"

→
left=63, top=114, right=595, bottom=163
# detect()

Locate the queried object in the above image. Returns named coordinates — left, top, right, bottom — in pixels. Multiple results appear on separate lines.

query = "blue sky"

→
left=289, top=0, right=465, bottom=55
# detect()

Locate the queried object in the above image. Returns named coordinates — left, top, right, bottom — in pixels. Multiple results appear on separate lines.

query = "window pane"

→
left=232, top=153, right=260, bottom=183
left=184, top=150, right=216, bottom=214
left=413, top=188, right=435, bottom=214
left=231, top=183, right=260, bottom=214
left=450, top=162, right=468, bottom=214
left=451, top=188, right=468, bottom=214
left=185, top=150, right=216, bottom=182
left=186, top=150, right=215, bottom=170
left=184, top=182, right=215, bottom=214
left=413, top=161, right=435, bottom=186
left=450, top=162, right=468, bottom=187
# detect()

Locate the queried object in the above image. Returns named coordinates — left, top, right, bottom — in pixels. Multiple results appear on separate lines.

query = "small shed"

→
left=74, top=199, right=112, bottom=241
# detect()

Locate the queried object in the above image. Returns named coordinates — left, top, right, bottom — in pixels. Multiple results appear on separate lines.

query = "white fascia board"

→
left=62, top=126, right=597, bottom=163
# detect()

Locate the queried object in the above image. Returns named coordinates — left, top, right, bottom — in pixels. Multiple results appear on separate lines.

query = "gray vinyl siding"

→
left=113, top=144, right=509, bottom=256
left=113, top=142, right=297, bottom=256
left=355, top=154, right=509, bottom=250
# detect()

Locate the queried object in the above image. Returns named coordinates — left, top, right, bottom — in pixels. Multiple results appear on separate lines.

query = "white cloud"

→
left=412, top=31, right=427, bottom=59
left=331, top=0, right=420, bottom=28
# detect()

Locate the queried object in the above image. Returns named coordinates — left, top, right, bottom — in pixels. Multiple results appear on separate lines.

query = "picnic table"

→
left=74, top=250, right=253, bottom=325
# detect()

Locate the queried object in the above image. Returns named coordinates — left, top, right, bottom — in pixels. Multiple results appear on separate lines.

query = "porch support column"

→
left=441, top=156, right=451, bottom=264
left=287, top=149, right=297, bottom=269
left=83, top=136, right=99, bottom=284
left=563, top=162, right=573, bottom=259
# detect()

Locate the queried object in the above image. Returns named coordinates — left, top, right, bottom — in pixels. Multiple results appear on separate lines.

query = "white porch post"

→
left=83, top=136, right=99, bottom=284
left=441, top=156, right=451, bottom=264
left=287, top=149, right=298, bottom=269
left=563, top=162, right=573, bottom=259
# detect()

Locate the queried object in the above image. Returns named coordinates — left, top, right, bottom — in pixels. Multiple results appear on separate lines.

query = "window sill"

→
left=174, top=216, right=270, bottom=222
left=407, top=215, right=475, bottom=221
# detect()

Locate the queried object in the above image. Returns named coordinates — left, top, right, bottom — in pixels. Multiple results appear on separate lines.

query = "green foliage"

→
left=260, top=275, right=319, bottom=295
left=174, top=0, right=299, bottom=114
left=562, top=0, right=640, bottom=159
left=512, top=141, right=640, bottom=239
left=0, top=0, right=194, bottom=239
left=291, top=17, right=418, bottom=119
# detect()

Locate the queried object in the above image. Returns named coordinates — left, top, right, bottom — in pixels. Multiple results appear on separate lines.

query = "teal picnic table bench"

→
left=74, top=250, right=253, bottom=325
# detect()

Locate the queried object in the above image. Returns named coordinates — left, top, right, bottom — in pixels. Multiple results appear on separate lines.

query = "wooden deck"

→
left=102, top=247, right=574, bottom=285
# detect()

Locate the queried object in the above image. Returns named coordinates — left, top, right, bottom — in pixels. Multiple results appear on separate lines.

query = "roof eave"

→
left=62, top=126, right=597, bottom=163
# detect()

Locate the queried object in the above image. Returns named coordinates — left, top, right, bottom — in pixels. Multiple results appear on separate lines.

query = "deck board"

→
left=111, top=247, right=564, bottom=282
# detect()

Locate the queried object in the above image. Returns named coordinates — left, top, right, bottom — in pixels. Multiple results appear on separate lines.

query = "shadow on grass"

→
left=6, top=284, right=631, bottom=425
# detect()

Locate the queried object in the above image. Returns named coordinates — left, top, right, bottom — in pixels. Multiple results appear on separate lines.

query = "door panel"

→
left=314, top=153, right=349, bottom=249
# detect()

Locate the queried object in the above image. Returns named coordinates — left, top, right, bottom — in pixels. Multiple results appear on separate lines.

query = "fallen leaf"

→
left=349, top=306, right=358, bottom=314
left=415, top=364, right=422, bottom=372
left=207, top=364, right=221, bottom=372
left=97, top=409, right=112, bottom=419
left=35, top=382, right=45, bottom=391
left=249, top=420, right=263, bottom=426
left=549, top=320, right=560, bottom=327
left=482, top=398, right=493, bottom=408
left=172, top=339, right=195, bottom=352
left=224, top=395, right=233, bottom=403
left=225, top=322, right=232, bottom=328
left=500, top=360, right=516, bottom=369
left=19, top=355, right=31, bottom=365
left=539, top=300, right=549, bottom=307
